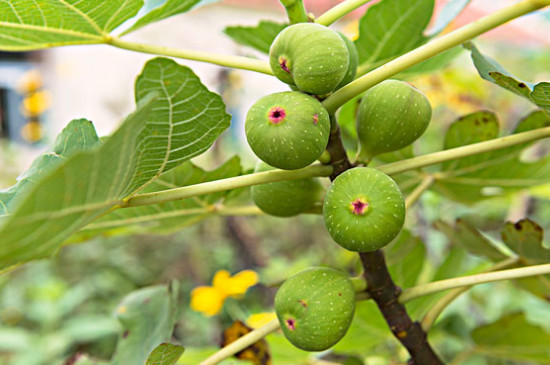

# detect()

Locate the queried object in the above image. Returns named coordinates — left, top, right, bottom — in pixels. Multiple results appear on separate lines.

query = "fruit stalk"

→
left=359, top=250, right=444, bottom=365
left=279, top=0, right=309, bottom=24
left=316, top=0, right=374, bottom=26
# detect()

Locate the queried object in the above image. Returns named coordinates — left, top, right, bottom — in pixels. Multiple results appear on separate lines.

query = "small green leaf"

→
left=0, top=0, right=143, bottom=50
left=224, top=21, right=287, bottom=54
left=473, top=313, right=550, bottom=363
left=501, top=219, right=550, bottom=265
left=122, top=0, right=205, bottom=36
left=355, top=0, right=434, bottom=65
left=434, top=219, right=508, bottom=262
left=0, top=119, right=100, bottom=215
left=111, top=281, right=180, bottom=365
left=146, top=343, right=185, bottom=365
left=489, top=72, right=532, bottom=99
left=531, top=82, right=550, bottom=114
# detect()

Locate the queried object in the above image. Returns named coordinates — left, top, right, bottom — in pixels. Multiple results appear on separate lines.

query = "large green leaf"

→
left=73, top=157, right=242, bottom=239
left=129, top=57, right=231, bottom=194
left=473, top=313, right=550, bottom=363
left=0, top=57, right=230, bottom=269
left=0, top=119, right=100, bottom=216
left=433, top=111, right=550, bottom=203
left=0, top=95, right=156, bottom=269
left=0, top=0, right=143, bottom=50
left=111, top=281, right=180, bottom=365
left=122, top=0, right=203, bottom=36
left=354, top=0, right=434, bottom=66
left=385, top=230, right=426, bottom=289
left=224, top=21, right=286, bottom=54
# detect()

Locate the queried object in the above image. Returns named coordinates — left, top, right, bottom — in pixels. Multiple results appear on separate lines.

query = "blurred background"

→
left=1, top=0, right=550, bottom=364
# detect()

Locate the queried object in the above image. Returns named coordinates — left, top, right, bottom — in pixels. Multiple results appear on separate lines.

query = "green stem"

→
left=124, top=164, right=333, bottom=207
left=281, top=0, right=309, bottom=24
left=316, top=0, right=373, bottom=26
left=377, top=126, right=550, bottom=176
left=108, top=37, right=273, bottom=75
left=322, top=0, right=550, bottom=114
left=420, top=258, right=519, bottom=331
left=400, top=261, right=550, bottom=303
left=197, top=319, right=280, bottom=365
left=405, top=175, right=435, bottom=209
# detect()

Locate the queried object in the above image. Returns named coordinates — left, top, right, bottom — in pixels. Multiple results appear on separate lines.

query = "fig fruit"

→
left=251, top=161, right=324, bottom=217
left=336, top=32, right=358, bottom=90
left=270, top=23, right=349, bottom=95
left=356, top=80, right=432, bottom=162
left=245, top=91, right=330, bottom=170
left=275, top=267, right=355, bottom=351
left=323, top=167, right=405, bottom=252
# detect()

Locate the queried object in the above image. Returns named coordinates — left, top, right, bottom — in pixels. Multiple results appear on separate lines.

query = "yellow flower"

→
left=190, top=269, right=259, bottom=317
left=246, top=312, right=277, bottom=329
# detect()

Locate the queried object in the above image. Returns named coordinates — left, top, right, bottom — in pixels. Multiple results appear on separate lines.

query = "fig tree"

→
left=270, top=23, right=349, bottom=95
left=275, top=267, right=355, bottom=351
left=323, top=167, right=405, bottom=252
left=356, top=80, right=432, bottom=162
left=245, top=91, right=330, bottom=170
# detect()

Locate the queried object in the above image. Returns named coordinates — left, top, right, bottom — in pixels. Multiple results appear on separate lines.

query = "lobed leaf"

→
left=0, top=0, right=143, bottom=50
left=224, top=20, right=287, bottom=54
left=0, top=57, right=230, bottom=269
left=354, top=0, right=434, bottom=66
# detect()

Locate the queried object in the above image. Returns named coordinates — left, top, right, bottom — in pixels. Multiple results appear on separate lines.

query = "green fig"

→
left=270, top=23, right=349, bottom=95
left=245, top=91, right=330, bottom=170
left=356, top=80, right=432, bottom=162
left=251, top=161, right=324, bottom=217
left=335, top=32, right=358, bottom=90
left=275, top=267, right=356, bottom=351
left=323, top=167, right=405, bottom=252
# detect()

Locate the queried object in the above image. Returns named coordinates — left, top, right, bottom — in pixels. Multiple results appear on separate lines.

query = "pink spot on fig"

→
left=350, top=198, right=369, bottom=215
left=313, top=114, right=319, bottom=125
left=279, top=56, right=290, bottom=73
left=286, top=318, right=296, bottom=331
left=268, top=106, right=286, bottom=124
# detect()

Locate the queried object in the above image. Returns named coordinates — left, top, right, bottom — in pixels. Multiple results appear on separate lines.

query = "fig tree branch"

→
left=108, top=37, right=273, bottom=75
left=123, top=164, right=333, bottom=207
left=316, top=0, right=374, bottom=26
left=377, top=126, right=550, bottom=176
left=322, top=0, right=550, bottom=113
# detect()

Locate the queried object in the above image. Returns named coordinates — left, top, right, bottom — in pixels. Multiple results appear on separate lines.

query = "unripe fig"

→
left=251, top=161, right=324, bottom=217
left=335, top=32, right=358, bottom=90
left=356, top=80, right=432, bottom=162
left=323, top=167, right=405, bottom=252
left=275, top=267, right=355, bottom=351
left=245, top=91, right=330, bottom=170
left=270, top=23, right=349, bottom=95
